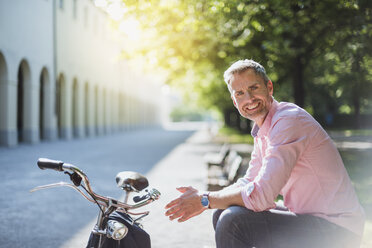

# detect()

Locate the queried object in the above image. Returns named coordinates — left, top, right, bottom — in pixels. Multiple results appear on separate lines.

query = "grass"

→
left=212, top=126, right=254, bottom=144
left=328, top=129, right=372, bottom=137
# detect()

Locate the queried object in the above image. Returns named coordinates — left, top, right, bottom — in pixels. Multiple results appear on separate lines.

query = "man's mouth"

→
left=244, top=102, right=260, bottom=111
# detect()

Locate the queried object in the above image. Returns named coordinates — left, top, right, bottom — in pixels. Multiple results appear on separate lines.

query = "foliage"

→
left=170, top=104, right=214, bottom=122
left=213, top=126, right=254, bottom=144
left=116, top=0, right=372, bottom=121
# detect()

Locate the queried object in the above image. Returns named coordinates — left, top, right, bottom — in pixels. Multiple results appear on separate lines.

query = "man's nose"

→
left=243, top=91, right=254, bottom=102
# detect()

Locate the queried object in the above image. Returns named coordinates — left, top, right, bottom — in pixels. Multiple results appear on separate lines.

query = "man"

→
left=164, top=59, right=365, bottom=248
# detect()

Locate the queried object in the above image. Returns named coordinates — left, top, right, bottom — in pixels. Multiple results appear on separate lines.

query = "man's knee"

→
left=212, top=209, right=224, bottom=230
left=214, top=206, right=253, bottom=235
left=214, top=206, right=259, bottom=248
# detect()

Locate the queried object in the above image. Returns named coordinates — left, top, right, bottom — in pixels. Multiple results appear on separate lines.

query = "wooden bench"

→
left=207, top=150, right=246, bottom=191
left=203, top=143, right=230, bottom=168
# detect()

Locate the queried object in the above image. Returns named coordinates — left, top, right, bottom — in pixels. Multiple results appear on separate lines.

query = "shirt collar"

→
left=251, top=97, right=278, bottom=138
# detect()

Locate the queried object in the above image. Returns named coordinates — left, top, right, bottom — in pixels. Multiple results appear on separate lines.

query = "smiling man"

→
left=165, top=59, right=365, bottom=248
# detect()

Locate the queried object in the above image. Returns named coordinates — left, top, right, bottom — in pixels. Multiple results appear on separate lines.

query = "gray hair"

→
left=223, top=59, right=270, bottom=87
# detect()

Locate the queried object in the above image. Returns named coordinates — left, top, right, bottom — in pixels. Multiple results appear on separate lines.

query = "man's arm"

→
left=164, top=184, right=244, bottom=222
left=164, top=139, right=263, bottom=223
left=209, top=184, right=245, bottom=209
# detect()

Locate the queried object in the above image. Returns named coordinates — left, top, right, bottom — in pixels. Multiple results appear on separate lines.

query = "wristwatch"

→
left=201, top=192, right=210, bottom=209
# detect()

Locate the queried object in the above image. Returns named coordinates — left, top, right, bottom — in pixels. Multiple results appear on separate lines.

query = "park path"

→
left=60, top=126, right=221, bottom=248
left=328, top=130, right=372, bottom=150
left=0, top=126, right=211, bottom=248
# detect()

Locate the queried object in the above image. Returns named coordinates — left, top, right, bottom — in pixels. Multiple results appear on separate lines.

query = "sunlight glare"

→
left=106, top=1, right=126, bottom=21
left=162, top=85, right=171, bottom=95
left=119, top=18, right=141, bottom=41
left=94, top=0, right=107, bottom=8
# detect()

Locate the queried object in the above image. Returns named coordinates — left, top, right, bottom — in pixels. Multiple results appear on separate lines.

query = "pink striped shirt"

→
left=237, top=99, right=365, bottom=236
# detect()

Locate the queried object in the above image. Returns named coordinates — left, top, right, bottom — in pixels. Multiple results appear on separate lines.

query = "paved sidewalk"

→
left=60, top=128, right=222, bottom=248
left=144, top=129, right=217, bottom=248
left=0, top=127, right=197, bottom=248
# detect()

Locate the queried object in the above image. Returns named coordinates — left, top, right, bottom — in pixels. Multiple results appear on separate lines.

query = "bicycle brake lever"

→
left=148, top=188, right=161, bottom=200
left=30, top=182, right=73, bottom=192
left=64, top=171, right=82, bottom=186
left=133, top=188, right=161, bottom=203
left=30, top=182, right=100, bottom=206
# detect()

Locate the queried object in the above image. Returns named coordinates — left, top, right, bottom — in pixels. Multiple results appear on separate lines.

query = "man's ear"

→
left=267, top=80, right=274, bottom=95
left=231, top=96, right=238, bottom=108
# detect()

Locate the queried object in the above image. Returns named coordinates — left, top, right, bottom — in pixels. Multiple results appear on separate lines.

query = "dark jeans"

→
left=213, top=206, right=361, bottom=248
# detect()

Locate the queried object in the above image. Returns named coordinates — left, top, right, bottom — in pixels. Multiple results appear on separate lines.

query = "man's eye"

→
left=235, top=91, right=244, bottom=96
left=251, top=86, right=258, bottom=90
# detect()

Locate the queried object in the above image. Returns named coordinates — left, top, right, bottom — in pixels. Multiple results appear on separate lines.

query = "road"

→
left=0, top=127, right=196, bottom=248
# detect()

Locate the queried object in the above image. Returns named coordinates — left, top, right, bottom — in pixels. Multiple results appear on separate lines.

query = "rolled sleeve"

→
left=240, top=116, right=310, bottom=211
left=240, top=181, right=257, bottom=207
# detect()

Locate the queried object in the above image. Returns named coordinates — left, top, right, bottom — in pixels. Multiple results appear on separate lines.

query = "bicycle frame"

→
left=30, top=158, right=160, bottom=248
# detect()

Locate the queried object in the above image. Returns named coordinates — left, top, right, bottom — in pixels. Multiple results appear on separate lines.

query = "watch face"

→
left=201, top=196, right=209, bottom=207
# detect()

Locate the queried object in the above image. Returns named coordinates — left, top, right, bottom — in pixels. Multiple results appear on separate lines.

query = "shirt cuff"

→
left=235, top=177, right=250, bottom=187
left=240, top=181, right=255, bottom=208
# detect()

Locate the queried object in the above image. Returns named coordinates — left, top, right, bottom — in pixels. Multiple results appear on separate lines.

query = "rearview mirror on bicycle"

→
left=30, top=158, right=161, bottom=248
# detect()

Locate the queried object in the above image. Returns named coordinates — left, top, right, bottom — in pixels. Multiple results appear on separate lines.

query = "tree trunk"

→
left=352, top=54, right=361, bottom=128
left=293, top=55, right=305, bottom=107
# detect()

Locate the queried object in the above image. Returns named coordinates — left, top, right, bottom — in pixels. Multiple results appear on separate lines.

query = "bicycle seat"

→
left=115, top=171, right=149, bottom=191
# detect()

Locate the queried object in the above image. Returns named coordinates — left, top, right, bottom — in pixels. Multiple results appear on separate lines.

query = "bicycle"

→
left=30, top=158, right=161, bottom=248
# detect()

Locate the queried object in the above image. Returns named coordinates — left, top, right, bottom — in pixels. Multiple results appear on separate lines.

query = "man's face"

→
left=230, top=69, right=273, bottom=127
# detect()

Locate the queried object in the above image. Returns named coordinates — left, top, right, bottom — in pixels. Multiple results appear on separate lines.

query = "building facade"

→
left=0, top=0, right=163, bottom=147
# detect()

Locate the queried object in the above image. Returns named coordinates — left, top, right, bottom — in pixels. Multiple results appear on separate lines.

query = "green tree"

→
left=117, top=0, right=372, bottom=125
left=306, top=0, right=372, bottom=125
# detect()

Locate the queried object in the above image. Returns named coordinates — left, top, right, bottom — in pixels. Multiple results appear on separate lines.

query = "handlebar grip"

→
left=37, top=158, right=64, bottom=171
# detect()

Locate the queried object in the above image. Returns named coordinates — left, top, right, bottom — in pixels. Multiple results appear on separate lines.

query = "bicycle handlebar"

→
left=32, top=158, right=161, bottom=244
left=38, top=158, right=64, bottom=171
left=33, top=158, right=161, bottom=211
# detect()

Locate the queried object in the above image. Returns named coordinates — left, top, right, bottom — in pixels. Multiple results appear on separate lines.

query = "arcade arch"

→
left=39, top=67, right=50, bottom=140
left=72, top=78, right=79, bottom=137
left=0, top=52, right=9, bottom=145
left=56, top=73, right=66, bottom=138
left=17, top=59, right=31, bottom=143
left=84, top=82, right=90, bottom=136
left=94, top=85, right=100, bottom=134
left=102, top=88, right=107, bottom=133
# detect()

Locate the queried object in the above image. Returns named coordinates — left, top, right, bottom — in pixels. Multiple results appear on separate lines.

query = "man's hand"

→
left=164, top=186, right=206, bottom=222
